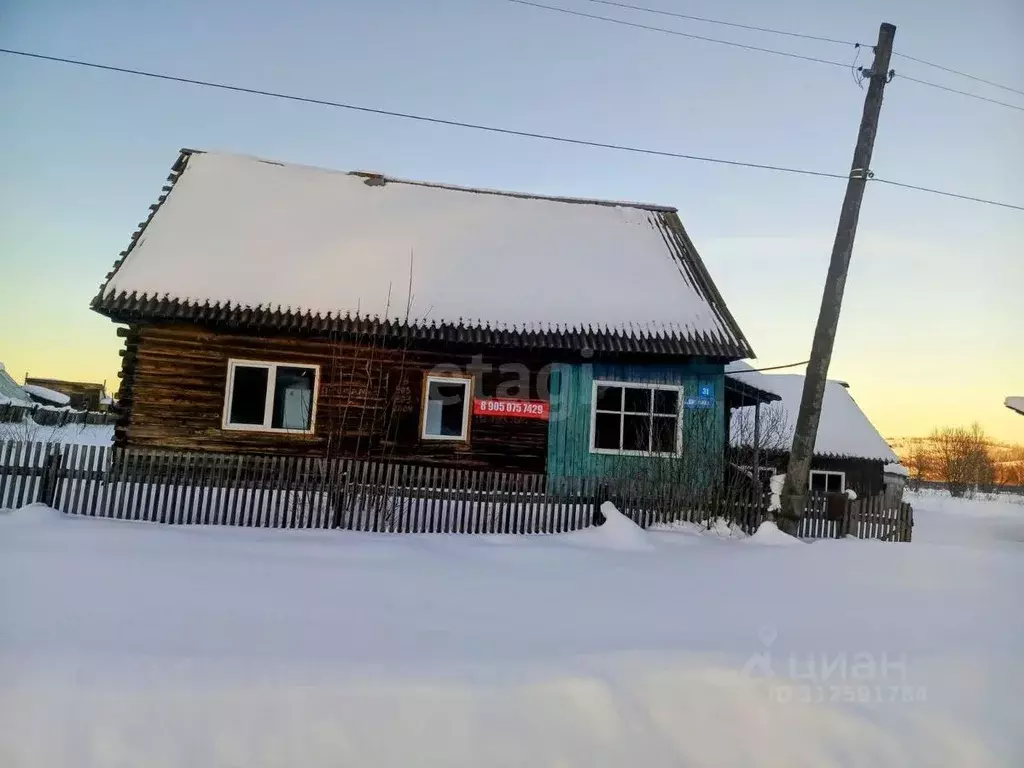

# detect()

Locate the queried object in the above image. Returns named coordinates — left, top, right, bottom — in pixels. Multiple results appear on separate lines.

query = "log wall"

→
left=116, top=323, right=551, bottom=471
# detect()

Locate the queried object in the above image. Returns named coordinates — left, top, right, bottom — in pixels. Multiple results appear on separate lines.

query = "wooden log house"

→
left=92, top=149, right=756, bottom=479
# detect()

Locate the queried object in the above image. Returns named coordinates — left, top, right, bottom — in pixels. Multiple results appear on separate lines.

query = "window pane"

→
left=653, top=389, right=679, bottom=415
left=595, top=385, right=622, bottom=412
left=809, top=472, right=827, bottom=492
left=826, top=474, right=843, bottom=493
left=651, top=416, right=678, bottom=454
left=271, top=366, right=316, bottom=430
left=229, top=366, right=269, bottom=425
left=622, top=414, right=649, bottom=451
left=594, top=412, right=622, bottom=450
left=623, top=387, right=651, bottom=413
left=424, top=380, right=468, bottom=437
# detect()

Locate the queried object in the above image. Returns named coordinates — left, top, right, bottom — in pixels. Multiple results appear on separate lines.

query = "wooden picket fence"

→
left=0, top=440, right=913, bottom=541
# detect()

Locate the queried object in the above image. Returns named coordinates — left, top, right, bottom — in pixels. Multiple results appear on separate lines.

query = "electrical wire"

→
left=871, top=178, right=1024, bottom=211
left=583, top=0, right=862, bottom=47
left=0, top=47, right=848, bottom=180
left=504, top=0, right=850, bottom=68
left=728, top=360, right=809, bottom=373
left=578, top=0, right=1024, bottom=99
left=896, top=72, right=1024, bottom=112
left=893, top=52, right=1024, bottom=98
left=2, top=47, right=1022, bottom=212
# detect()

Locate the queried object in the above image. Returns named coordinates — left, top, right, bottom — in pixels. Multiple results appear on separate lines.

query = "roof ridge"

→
left=181, top=148, right=677, bottom=212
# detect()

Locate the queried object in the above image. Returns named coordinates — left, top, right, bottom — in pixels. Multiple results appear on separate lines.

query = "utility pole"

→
left=778, top=22, right=896, bottom=534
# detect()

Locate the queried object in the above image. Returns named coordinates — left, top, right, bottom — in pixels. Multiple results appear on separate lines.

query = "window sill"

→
left=421, top=433, right=470, bottom=443
left=589, top=448, right=683, bottom=458
left=222, top=423, right=317, bottom=436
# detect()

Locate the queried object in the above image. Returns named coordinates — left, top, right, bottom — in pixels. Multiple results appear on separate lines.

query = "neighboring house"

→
left=0, top=363, right=34, bottom=408
left=22, top=383, right=72, bottom=408
left=91, top=149, right=753, bottom=478
left=1006, top=397, right=1024, bottom=416
left=883, top=462, right=909, bottom=506
left=726, top=362, right=899, bottom=497
left=24, top=378, right=106, bottom=411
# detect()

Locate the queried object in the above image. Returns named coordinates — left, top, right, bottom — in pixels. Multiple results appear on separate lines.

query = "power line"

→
left=504, top=0, right=849, bottom=68
left=1, top=47, right=1022, bottom=212
left=729, top=360, right=809, bottom=374
left=0, top=48, right=848, bottom=180
left=872, top=178, right=1024, bottom=211
left=581, top=0, right=1024, bottom=100
left=896, top=72, right=1024, bottom=113
left=510, top=1, right=1024, bottom=113
left=582, top=0, right=862, bottom=47
left=893, top=52, right=1024, bottom=98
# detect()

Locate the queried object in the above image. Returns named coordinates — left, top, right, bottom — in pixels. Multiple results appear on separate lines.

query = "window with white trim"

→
left=590, top=381, right=683, bottom=456
left=421, top=375, right=472, bottom=441
left=809, top=470, right=845, bottom=494
left=223, top=360, right=319, bottom=433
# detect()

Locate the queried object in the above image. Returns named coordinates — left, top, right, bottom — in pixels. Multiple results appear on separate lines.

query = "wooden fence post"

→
left=40, top=444, right=63, bottom=507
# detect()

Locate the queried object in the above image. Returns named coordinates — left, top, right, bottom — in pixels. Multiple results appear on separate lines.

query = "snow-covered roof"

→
left=94, top=150, right=752, bottom=358
left=0, top=364, right=33, bottom=407
left=1006, top=396, right=1024, bottom=416
left=729, top=371, right=898, bottom=462
left=22, top=383, right=71, bottom=406
left=884, top=463, right=909, bottom=477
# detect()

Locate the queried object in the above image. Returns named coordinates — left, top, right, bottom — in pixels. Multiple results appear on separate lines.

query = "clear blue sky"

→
left=1, top=0, right=1022, bottom=441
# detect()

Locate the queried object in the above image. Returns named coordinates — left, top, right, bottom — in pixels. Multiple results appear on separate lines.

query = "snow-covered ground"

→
left=1, top=494, right=1021, bottom=767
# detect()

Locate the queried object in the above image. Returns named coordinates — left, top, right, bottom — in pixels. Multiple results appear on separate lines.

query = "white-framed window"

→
left=222, top=359, right=319, bottom=433
left=589, top=380, right=683, bottom=456
left=809, top=470, right=846, bottom=494
left=420, top=374, right=472, bottom=441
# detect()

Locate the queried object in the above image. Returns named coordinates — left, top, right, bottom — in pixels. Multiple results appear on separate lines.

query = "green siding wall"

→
left=546, top=361, right=725, bottom=480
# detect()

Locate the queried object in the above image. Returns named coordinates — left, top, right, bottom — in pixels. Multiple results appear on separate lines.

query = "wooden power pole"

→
left=778, top=23, right=896, bottom=533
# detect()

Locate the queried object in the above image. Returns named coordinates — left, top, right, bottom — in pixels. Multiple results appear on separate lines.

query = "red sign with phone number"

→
left=473, top=398, right=550, bottom=421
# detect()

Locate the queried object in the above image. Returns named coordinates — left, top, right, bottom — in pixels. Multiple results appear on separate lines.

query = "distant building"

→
left=24, top=378, right=106, bottom=411
left=726, top=362, right=903, bottom=498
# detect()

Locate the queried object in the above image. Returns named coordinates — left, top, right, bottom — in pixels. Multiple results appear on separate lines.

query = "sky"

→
left=1, top=0, right=1022, bottom=442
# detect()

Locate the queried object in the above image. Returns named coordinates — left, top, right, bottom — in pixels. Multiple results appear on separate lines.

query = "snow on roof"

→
left=884, top=463, right=910, bottom=477
left=98, top=151, right=749, bottom=350
left=22, top=383, right=71, bottom=406
left=724, top=360, right=784, bottom=397
left=0, top=364, right=33, bottom=407
left=729, top=373, right=898, bottom=462
left=1006, top=396, right=1024, bottom=415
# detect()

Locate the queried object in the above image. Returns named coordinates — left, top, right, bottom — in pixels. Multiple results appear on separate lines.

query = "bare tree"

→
left=904, top=439, right=933, bottom=491
left=931, top=423, right=994, bottom=497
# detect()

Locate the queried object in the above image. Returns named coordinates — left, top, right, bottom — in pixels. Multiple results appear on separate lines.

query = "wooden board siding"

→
left=117, top=323, right=551, bottom=471
left=739, top=450, right=885, bottom=498
left=546, top=360, right=725, bottom=480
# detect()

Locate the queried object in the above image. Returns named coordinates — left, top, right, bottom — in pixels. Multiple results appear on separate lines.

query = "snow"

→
left=728, top=370, right=898, bottom=462
left=0, top=418, right=114, bottom=446
left=884, top=463, right=910, bottom=477
left=1, top=493, right=1022, bottom=766
left=101, top=152, right=741, bottom=342
left=1006, top=396, right=1024, bottom=415
left=22, top=383, right=71, bottom=406
left=0, top=364, right=33, bottom=406
left=768, top=472, right=785, bottom=512
left=845, top=488, right=858, bottom=500
left=745, top=520, right=801, bottom=546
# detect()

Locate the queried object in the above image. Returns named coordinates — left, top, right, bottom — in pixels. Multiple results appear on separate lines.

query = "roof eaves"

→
left=90, top=148, right=196, bottom=316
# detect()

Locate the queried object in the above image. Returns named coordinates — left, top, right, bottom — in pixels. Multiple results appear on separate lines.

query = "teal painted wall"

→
left=546, top=361, right=725, bottom=481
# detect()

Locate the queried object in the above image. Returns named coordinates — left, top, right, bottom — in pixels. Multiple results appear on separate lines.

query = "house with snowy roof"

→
left=92, top=149, right=754, bottom=477
left=725, top=361, right=900, bottom=497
